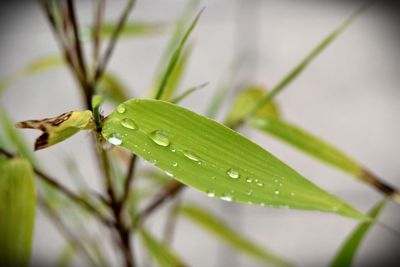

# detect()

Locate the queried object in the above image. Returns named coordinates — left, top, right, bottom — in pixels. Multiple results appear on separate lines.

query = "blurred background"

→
left=1, top=0, right=400, bottom=266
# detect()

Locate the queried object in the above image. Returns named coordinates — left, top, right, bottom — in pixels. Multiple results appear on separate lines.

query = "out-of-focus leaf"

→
left=0, top=55, right=63, bottom=96
left=170, top=82, right=208, bottom=104
left=0, top=158, right=36, bottom=267
left=154, top=9, right=203, bottom=100
left=102, top=99, right=367, bottom=219
left=16, top=110, right=95, bottom=150
left=330, top=200, right=386, bottom=267
left=205, top=56, right=245, bottom=119
left=153, top=46, right=192, bottom=101
left=225, top=86, right=280, bottom=127
left=81, top=21, right=167, bottom=41
left=251, top=117, right=362, bottom=177
left=246, top=3, right=371, bottom=117
left=139, top=228, right=186, bottom=267
left=180, top=204, right=291, bottom=267
left=56, top=244, right=76, bottom=267
left=97, top=72, right=130, bottom=104
left=91, top=95, right=104, bottom=127
left=0, top=107, right=37, bottom=164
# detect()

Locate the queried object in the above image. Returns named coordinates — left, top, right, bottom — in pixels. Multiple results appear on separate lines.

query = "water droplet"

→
left=227, top=168, right=240, bottom=179
left=108, top=135, right=122, bottom=145
left=170, top=147, right=176, bottom=152
left=220, top=195, right=232, bottom=202
left=172, top=162, right=178, bottom=167
left=274, top=190, right=280, bottom=195
left=183, top=150, right=200, bottom=161
left=246, top=177, right=253, bottom=183
left=290, top=192, right=295, bottom=197
left=121, top=118, right=137, bottom=130
left=149, top=130, right=170, bottom=147
left=256, top=181, right=264, bottom=187
left=116, top=104, right=126, bottom=113
left=246, top=189, right=253, bottom=196
left=165, top=171, right=174, bottom=177
left=260, top=202, right=266, bottom=207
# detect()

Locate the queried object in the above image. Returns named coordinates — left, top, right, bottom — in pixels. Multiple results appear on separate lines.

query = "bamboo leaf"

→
left=154, top=9, right=203, bottom=100
left=330, top=200, right=386, bottom=267
left=81, top=21, right=167, bottom=41
left=225, top=86, right=280, bottom=127
left=170, top=82, right=208, bottom=104
left=139, top=228, right=186, bottom=267
left=0, top=158, right=36, bottom=267
left=180, top=204, right=291, bottom=267
left=102, top=99, right=367, bottom=219
left=251, top=117, right=362, bottom=177
left=0, top=55, right=63, bottom=96
left=16, top=110, right=95, bottom=150
left=246, top=3, right=371, bottom=117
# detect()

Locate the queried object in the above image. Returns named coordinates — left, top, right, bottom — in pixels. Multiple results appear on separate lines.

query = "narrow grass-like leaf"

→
left=180, top=204, right=291, bottom=267
left=0, top=55, right=63, bottom=96
left=139, top=228, right=186, bottom=267
left=151, top=47, right=192, bottom=101
left=247, top=3, right=371, bottom=117
left=81, top=21, right=166, bottom=41
left=0, top=107, right=37, bottom=164
left=97, top=72, right=130, bottom=104
left=16, top=110, right=95, bottom=150
left=154, top=9, right=203, bottom=100
left=0, top=158, right=36, bottom=267
left=102, top=99, right=366, bottom=219
left=251, top=117, right=362, bottom=177
left=330, top=200, right=386, bottom=267
left=170, top=82, right=208, bottom=104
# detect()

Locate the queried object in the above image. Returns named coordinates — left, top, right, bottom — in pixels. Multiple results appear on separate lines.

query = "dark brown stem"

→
left=93, top=0, right=105, bottom=64
left=120, top=155, right=137, bottom=206
left=93, top=0, right=136, bottom=84
left=133, top=181, right=185, bottom=227
left=163, top=196, right=182, bottom=245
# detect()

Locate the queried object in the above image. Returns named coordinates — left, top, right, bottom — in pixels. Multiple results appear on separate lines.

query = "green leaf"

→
left=330, top=199, right=386, bottom=267
left=0, top=158, right=36, bottom=267
left=154, top=9, right=203, bottom=100
left=0, top=107, right=37, bottom=164
left=180, top=204, right=291, bottom=267
left=16, top=110, right=95, bottom=150
left=246, top=3, right=370, bottom=117
left=0, top=55, right=63, bottom=96
left=102, top=99, right=366, bottom=219
left=170, top=82, right=208, bottom=104
left=81, top=21, right=167, bottom=41
left=139, top=228, right=186, bottom=267
left=225, top=86, right=280, bottom=127
left=251, top=117, right=362, bottom=177
left=97, top=72, right=130, bottom=104
left=153, top=46, right=192, bottom=101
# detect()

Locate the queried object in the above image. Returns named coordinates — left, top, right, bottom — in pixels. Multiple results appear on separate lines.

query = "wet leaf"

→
left=102, top=99, right=367, bottom=219
left=16, top=110, right=95, bottom=150
left=139, top=228, right=186, bottom=267
left=330, top=200, right=386, bottom=267
left=0, top=158, right=36, bottom=267
left=180, top=204, right=291, bottom=267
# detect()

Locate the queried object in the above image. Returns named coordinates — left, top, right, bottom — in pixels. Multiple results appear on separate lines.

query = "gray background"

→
left=1, top=0, right=400, bottom=266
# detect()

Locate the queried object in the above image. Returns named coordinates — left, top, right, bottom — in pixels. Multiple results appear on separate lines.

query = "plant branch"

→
left=93, top=0, right=136, bottom=84
left=120, top=155, right=137, bottom=207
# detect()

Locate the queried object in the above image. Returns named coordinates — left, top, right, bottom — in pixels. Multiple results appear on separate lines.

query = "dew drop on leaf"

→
left=149, top=130, right=170, bottom=147
left=220, top=194, right=232, bottom=202
left=165, top=171, right=174, bottom=177
left=245, top=177, right=253, bottom=183
left=120, top=118, right=137, bottom=130
left=274, top=189, right=280, bottom=195
left=116, top=104, right=126, bottom=113
left=172, top=162, right=178, bottom=167
left=183, top=150, right=200, bottom=161
left=227, top=168, right=240, bottom=179
left=206, top=190, right=215, bottom=197
left=108, top=135, right=122, bottom=145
